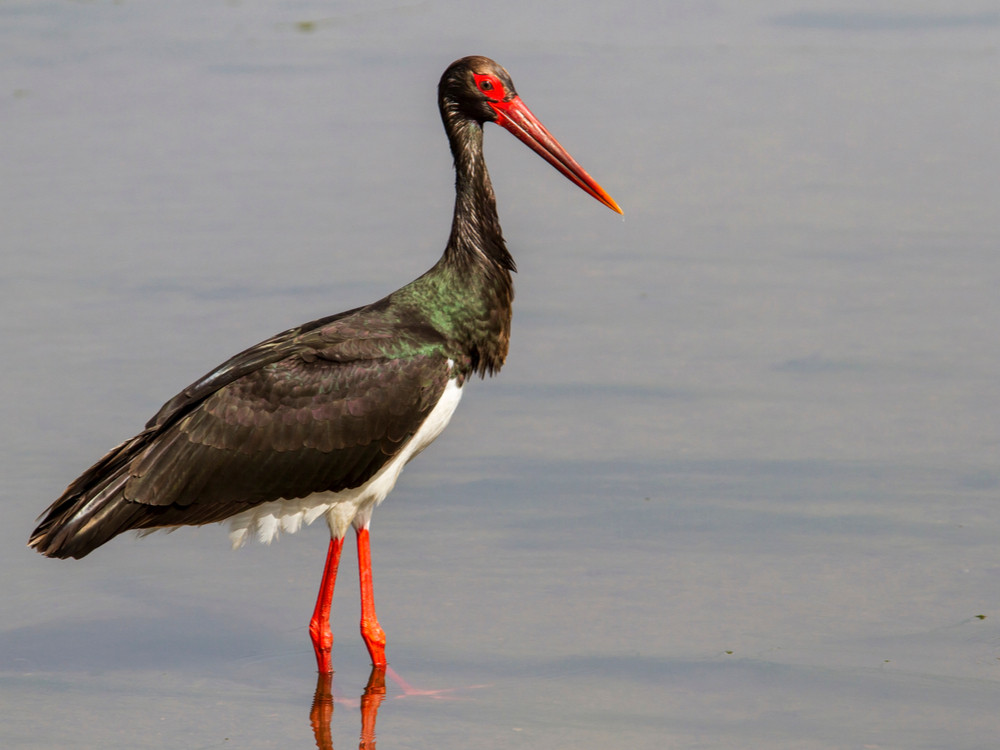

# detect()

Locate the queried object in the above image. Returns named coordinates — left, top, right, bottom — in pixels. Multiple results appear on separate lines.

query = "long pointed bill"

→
left=490, top=96, right=623, bottom=214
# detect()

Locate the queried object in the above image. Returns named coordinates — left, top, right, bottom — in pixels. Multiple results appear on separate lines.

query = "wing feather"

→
left=126, top=352, right=451, bottom=512
left=30, top=305, right=456, bottom=558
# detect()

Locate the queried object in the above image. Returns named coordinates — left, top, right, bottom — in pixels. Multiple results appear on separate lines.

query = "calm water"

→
left=3, top=2, right=999, bottom=748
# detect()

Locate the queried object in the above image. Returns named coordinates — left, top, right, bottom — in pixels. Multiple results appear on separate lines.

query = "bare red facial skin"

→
left=473, top=73, right=508, bottom=102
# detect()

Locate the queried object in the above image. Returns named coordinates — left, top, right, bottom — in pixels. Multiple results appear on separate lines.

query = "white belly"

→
left=227, top=376, right=464, bottom=547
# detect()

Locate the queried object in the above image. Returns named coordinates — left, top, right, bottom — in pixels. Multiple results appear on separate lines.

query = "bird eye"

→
left=473, top=73, right=504, bottom=99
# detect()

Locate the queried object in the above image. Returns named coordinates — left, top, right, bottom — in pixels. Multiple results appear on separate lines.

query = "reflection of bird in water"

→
left=309, top=670, right=385, bottom=750
left=29, top=55, right=621, bottom=673
left=310, top=667, right=485, bottom=749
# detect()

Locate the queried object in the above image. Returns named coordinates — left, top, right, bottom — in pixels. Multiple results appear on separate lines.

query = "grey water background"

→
left=3, top=2, right=999, bottom=748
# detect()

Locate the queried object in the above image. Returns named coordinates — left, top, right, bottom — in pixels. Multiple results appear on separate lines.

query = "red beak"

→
left=490, top=96, right=623, bottom=215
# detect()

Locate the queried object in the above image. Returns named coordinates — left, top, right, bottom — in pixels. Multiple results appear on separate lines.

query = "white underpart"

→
left=227, top=372, right=463, bottom=548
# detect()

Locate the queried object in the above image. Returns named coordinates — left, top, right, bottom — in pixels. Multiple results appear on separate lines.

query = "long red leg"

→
left=356, top=525, right=387, bottom=666
left=309, top=536, right=344, bottom=674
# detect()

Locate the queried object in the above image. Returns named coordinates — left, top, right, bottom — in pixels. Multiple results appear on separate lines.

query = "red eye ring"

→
left=473, top=73, right=505, bottom=100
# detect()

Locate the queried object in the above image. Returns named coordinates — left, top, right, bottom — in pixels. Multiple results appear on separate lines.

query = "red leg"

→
left=356, top=526, right=387, bottom=666
left=309, top=536, right=344, bottom=674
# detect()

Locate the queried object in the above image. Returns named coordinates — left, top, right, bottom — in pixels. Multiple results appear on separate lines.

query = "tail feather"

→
left=29, top=431, right=160, bottom=559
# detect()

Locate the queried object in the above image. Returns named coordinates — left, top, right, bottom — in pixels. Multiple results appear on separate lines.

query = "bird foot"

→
left=309, top=619, right=334, bottom=674
left=360, top=618, right=386, bottom=667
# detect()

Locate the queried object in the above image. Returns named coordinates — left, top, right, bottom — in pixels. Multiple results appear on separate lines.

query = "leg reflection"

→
left=309, top=667, right=387, bottom=750
left=360, top=666, right=387, bottom=748
left=309, top=672, right=334, bottom=750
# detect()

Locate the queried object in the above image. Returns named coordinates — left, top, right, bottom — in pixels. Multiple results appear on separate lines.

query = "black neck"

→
left=443, top=116, right=516, bottom=276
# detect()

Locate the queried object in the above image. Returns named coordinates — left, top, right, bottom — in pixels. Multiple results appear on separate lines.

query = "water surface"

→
left=3, top=2, right=999, bottom=748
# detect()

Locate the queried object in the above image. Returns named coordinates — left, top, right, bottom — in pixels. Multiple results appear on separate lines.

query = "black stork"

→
left=29, top=55, right=621, bottom=673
